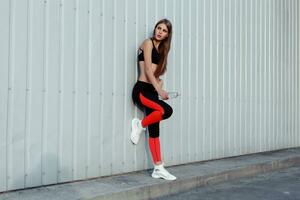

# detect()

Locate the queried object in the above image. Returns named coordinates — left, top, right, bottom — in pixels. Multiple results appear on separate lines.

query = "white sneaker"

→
left=151, top=163, right=177, bottom=181
left=130, top=118, right=145, bottom=145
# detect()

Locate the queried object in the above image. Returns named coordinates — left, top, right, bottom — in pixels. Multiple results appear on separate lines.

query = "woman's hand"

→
left=157, top=78, right=168, bottom=100
left=158, top=89, right=169, bottom=100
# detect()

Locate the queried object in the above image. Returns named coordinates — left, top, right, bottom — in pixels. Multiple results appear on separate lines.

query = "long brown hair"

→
left=152, top=19, right=173, bottom=78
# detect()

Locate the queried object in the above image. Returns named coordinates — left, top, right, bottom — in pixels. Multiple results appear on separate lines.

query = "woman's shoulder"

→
left=144, top=38, right=153, bottom=43
left=140, top=38, right=153, bottom=49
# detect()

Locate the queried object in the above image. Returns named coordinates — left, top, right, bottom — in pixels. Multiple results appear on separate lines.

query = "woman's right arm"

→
left=142, top=40, right=169, bottom=99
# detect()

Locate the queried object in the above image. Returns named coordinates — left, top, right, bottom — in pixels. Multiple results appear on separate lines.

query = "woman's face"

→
left=154, top=23, right=169, bottom=41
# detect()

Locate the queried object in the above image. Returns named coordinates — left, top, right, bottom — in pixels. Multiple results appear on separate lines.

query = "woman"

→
left=131, top=19, right=176, bottom=181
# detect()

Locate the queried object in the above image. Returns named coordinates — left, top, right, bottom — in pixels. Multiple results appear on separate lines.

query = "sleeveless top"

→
left=138, top=38, right=160, bottom=64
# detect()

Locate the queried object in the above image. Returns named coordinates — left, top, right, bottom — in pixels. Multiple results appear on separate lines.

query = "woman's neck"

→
left=152, top=38, right=161, bottom=48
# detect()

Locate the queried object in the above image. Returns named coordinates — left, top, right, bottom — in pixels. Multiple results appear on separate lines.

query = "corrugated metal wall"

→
left=0, top=0, right=299, bottom=192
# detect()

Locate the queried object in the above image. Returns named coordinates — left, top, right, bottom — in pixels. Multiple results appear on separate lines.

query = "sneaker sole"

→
left=130, top=118, right=138, bottom=145
left=151, top=173, right=176, bottom=181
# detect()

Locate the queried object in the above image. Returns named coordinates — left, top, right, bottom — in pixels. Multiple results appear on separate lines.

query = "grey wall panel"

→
left=295, top=0, right=298, bottom=146
left=7, top=0, right=27, bottom=190
left=0, top=0, right=10, bottom=192
left=25, top=0, right=44, bottom=188
left=87, top=0, right=101, bottom=179
left=59, top=0, right=74, bottom=183
left=0, top=0, right=299, bottom=192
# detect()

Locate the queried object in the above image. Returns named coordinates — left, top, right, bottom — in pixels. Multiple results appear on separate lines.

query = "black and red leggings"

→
left=132, top=81, right=173, bottom=163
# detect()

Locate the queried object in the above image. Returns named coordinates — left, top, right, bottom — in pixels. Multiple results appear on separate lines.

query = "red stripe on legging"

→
left=149, top=137, right=161, bottom=163
left=139, top=93, right=164, bottom=127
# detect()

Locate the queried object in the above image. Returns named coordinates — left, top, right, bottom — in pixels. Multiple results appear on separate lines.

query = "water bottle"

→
left=159, top=91, right=180, bottom=100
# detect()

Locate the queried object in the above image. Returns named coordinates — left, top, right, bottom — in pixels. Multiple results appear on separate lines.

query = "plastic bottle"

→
left=159, top=91, right=180, bottom=100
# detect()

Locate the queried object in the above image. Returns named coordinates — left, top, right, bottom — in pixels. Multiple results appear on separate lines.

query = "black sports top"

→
left=138, top=39, right=160, bottom=64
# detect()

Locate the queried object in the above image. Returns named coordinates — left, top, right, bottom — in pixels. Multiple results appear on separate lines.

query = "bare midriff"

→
left=138, top=61, right=159, bottom=83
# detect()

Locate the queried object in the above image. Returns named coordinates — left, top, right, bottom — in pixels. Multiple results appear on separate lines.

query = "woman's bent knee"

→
left=163, top=105, right=173, bottom=119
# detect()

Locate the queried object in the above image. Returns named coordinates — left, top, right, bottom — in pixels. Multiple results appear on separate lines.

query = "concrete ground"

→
left=156, top=166, right=300, bottom=200
left=0, top=148, right=300, bottom=200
